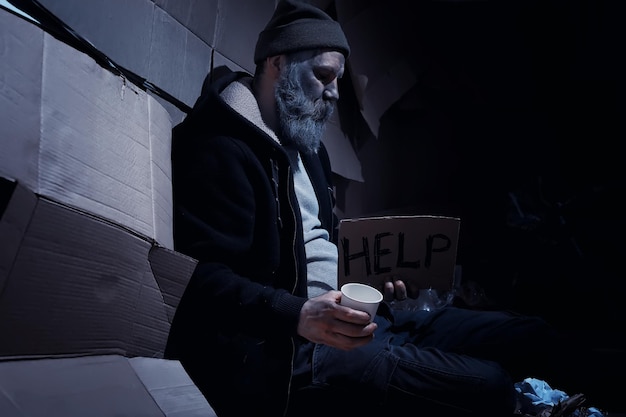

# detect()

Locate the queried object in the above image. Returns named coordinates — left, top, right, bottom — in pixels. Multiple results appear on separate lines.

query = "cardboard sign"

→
left=338, top=215, right=460, bottom=292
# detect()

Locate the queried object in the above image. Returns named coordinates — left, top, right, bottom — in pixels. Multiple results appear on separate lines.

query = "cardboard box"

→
left=0, top=177, right=197, bottom=359
left=0, top=354, right=217, bottom=417
left=0, top=7, right=175, bottom=249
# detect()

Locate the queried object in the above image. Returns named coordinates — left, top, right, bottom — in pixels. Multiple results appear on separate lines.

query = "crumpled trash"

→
left=514, top=377, right=605, bottom=417
left=389, top=288, right=455, bottom=311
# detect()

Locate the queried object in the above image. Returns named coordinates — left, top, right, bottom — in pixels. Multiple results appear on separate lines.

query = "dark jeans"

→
left=293, top=304, right=573, bottom=416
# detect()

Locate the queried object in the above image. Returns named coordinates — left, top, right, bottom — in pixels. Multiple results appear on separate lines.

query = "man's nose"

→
left=323, top=80, right=339, bottom=101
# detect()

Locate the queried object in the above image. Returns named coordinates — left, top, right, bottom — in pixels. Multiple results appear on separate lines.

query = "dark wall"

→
left=339, top=0, right=625, bottom=347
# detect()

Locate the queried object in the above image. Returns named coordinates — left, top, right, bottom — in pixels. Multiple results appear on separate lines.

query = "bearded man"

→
left=165, top=2, right=351, bottom=414
left=165, top=2, right=598, bottom=417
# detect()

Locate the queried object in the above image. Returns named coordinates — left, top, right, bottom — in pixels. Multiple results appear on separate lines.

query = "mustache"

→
left=313, top=99, right=335, bottom=122
left=278, top=89, right=334, bottom=123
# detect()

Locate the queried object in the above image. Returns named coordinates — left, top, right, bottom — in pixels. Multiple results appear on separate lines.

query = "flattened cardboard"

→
left=212, top=0, right=275, bottom=73
left=154, top=0, right=218, bottom=47
left=322, top=111, right=364, bottom=182
left=0, top=8, right=43, bottom=184
left=338, top=215, right=460, bottom=291
left=129, top=356, right=217, bottom=417
left=0, top=178, right=197, bottom=359
left=212, top=50, right=248, bottom=76
left=149, top=96, right=176, bottom=250
left=36, top=0, right=212, bottom=116
left=336, top=1, right=417, bottom=138
left=148, top=6, right=213, bottom=109
left=36, top=0, right=154, bottom=78
left=0, top=8, right=174, bottom=249
left=0, top=355, right=217, bottom=417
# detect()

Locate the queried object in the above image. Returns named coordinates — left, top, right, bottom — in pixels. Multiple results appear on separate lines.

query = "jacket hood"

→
left=183, top=69, right=283, bottom=153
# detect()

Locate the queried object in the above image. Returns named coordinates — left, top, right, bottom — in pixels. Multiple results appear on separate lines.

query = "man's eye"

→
left=316, top=70, right=333, bottom=83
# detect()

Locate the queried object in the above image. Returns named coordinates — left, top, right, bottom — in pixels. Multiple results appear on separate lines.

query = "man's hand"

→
left=383, top=278, right=408, bottom=301
left=297, top=291, right=376, bottom=351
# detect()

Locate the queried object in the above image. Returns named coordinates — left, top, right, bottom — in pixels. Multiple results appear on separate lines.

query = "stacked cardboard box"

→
left=0, top=7, right=215, bottom=416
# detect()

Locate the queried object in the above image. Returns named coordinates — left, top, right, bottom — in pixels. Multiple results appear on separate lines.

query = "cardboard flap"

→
left=129, top=357, right=217, bottom=417
left=148, top=245, right=197, bottom=323
left=0, top=179, right=37, bottom=297
left=0, top=179, right=197, bottom=360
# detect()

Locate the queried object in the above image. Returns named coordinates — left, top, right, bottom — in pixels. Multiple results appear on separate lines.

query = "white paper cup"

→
left=340, top=283, right=383, bottom=321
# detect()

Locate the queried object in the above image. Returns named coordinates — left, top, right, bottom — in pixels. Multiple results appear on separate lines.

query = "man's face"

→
left=275, top=50, right=345, bottom=154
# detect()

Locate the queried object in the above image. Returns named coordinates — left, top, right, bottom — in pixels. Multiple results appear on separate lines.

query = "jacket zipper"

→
left=271, top=158, right=283, bottom=230
left=284, top=163, right=299, bottom=416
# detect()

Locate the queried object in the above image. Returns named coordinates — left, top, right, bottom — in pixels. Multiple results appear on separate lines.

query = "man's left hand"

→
left=383, top=278, right=408, bottom=302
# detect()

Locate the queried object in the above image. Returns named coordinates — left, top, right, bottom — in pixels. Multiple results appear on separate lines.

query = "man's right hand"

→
left=297, top=290, right=376, bottom=351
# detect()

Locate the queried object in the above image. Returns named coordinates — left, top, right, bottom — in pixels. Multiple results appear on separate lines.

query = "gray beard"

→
left=275, top=63, right=335, bottom=155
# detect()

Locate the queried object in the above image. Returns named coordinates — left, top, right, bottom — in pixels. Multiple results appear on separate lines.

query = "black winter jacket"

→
left=165, top=70, right=337, bottom=417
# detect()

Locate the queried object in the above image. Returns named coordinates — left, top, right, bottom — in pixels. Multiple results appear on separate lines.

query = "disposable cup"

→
left=340, top=283, right=383, bottom=321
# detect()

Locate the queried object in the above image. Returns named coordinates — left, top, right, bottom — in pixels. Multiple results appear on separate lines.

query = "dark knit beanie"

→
left=254, top=0, right=350, bottom=64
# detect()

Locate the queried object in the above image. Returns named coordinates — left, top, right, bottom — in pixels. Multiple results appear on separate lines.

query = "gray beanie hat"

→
left=254, top=0, right=350, bottom=64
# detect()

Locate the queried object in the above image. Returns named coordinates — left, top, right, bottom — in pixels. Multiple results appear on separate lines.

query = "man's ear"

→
left=267, top=55, right=283, bottom=77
